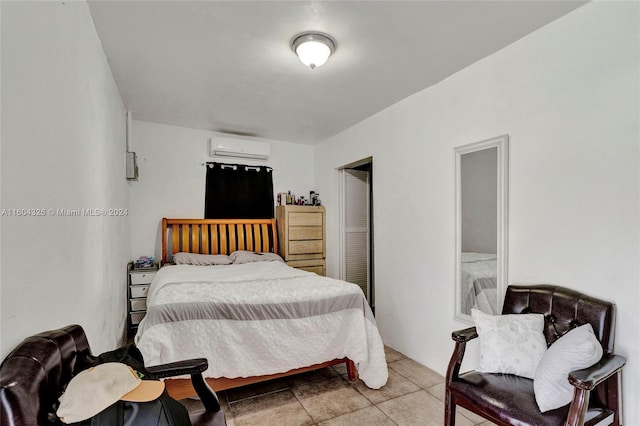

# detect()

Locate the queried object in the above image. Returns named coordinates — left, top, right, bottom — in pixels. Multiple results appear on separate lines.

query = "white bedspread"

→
left=460, top=252, right=498, bottom=315
left=135, top=262, right=388, bottom=389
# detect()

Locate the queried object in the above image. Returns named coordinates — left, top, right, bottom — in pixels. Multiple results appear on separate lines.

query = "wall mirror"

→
left=455, top=135, right=508, bottom=322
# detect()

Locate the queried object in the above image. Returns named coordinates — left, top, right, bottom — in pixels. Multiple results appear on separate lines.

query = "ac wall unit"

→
left=209, top=136, right=271, bottom=160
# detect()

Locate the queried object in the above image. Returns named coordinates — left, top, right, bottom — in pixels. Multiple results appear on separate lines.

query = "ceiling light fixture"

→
left=291, top=32, right=336, bottom=69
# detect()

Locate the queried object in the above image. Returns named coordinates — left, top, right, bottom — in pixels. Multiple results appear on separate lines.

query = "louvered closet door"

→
left=343, top=169, right=370, bottom=301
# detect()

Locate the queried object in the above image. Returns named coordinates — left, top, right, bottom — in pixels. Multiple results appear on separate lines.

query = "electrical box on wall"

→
left=126, top=152, right=139, bottom=181
left=209, top=136, right=271, bottom=160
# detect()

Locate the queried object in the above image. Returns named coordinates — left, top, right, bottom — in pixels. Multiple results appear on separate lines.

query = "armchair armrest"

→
left=146, top=358, right=208, bottom=379
left=569, top=354, right=626, bottom=391
left=447, top=327, right=478, bottom=383
left=451, top=327, right=478, bottom=343
left=146, top=358, right=220, bottom=413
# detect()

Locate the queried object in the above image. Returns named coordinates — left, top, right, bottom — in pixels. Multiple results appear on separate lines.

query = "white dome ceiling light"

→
left=291, top=32, right=336, bottom=69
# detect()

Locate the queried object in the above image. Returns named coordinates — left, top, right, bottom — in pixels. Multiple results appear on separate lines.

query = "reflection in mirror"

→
left=455, top=135, right=508, bottom=322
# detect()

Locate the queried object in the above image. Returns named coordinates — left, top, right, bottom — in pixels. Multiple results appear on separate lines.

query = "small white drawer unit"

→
left=128, top=263, right=158, bottom=336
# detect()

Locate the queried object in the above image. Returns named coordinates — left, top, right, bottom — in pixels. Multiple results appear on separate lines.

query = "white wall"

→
left=315, top=1, right=639, bottom=421
left=0, top=1, right=130, bottom=356
left=128, top=120, right=314, bottom=260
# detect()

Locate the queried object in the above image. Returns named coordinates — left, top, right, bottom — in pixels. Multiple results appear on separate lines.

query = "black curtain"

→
left=204, top=163, right=274, bottom=219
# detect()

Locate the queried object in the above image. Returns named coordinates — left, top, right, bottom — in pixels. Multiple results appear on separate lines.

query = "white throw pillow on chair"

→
left=534, top=323, right=603, bottom=412
left=471, top=309, right=547, bottom=379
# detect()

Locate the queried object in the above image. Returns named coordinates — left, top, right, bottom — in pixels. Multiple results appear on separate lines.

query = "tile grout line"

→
left=289, top=379, right=320, bottom=425
left=342, top=370, right=403, bottom=426
left=226, top=386, right=290, bottom=406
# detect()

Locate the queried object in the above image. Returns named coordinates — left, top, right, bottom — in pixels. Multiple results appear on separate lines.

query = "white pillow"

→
left=471, top=309, right=547, bottom=379
left=534, top=323, right=603, bottom=412
left=229, top=250, right=284, bottom=264
left=173, top=252, right=232, bottom=266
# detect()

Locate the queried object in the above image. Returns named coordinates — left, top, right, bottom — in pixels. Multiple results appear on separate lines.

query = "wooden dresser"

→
left=276, top=205, right=326, bottom=275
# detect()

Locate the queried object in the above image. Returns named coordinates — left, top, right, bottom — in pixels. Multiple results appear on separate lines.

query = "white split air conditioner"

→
left=209, top=136, right=271, bottom=160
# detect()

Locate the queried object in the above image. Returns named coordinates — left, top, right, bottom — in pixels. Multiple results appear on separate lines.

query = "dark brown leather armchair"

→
left=0, top=324, right=226, bottom=426
left=446, top=285, right=626, bottom=426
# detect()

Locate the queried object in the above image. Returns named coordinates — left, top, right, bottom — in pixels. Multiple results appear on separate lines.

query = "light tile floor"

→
left=180, top=346, right=497, bottom=426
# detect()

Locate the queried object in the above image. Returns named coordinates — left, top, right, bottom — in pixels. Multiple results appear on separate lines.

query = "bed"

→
left=135, top=218, right=388, bottom=400
left=460, top=252, right=498, bottom=315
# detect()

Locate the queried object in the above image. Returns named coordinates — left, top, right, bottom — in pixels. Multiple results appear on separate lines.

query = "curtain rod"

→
left=201, top=162, right=272, bottom=172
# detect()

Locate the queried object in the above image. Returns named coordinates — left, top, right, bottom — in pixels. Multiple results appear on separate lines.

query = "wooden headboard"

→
left=161, top=218, right=278, bottom=265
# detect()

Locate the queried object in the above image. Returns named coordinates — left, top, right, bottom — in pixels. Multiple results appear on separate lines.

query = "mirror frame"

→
left=454, top=135, right=509, bottom=322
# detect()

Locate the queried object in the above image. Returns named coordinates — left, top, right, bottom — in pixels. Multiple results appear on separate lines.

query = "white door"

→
left=341, top=169, right=370, bottom=301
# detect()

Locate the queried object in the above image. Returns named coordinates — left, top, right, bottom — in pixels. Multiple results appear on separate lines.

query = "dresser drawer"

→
left=286, top=259, right=326, bottom=276
left=289, top=226, right=323, bottom=240
left=130, top=271, right=157, bottom=285
left=289, top=240, right=323, bottom=255
left=299, top=265, right=325, bottom=275
left=130, top=298, right=147, bottom=311
left=130, top=311, right=145, bottom=325
left=288, top=212, right=323, bottom=226
left=130, top=285, right=149, bottom=298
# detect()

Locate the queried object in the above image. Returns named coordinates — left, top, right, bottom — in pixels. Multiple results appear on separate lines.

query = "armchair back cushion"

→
left=502, top=285, right=615, bottom=353
left=1, top=325, right=93, bottom=425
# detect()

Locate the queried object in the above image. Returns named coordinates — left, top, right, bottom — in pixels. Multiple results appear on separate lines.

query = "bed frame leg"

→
left=346, top=360, right=357, bottom=382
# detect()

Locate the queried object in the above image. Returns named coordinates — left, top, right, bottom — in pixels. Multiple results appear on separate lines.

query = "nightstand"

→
left=127, top=263, right=158, bottom=337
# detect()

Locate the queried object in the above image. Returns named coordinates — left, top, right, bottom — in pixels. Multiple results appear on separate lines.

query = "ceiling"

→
left=87, top=1, right=586, bottom=144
